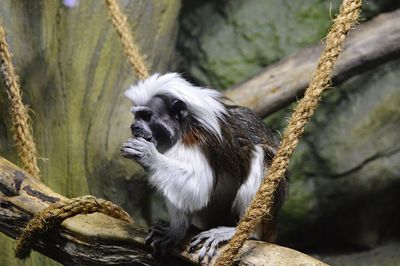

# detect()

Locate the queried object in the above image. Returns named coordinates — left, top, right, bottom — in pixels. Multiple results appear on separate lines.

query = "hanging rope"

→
left=0, top=0, right=151, bottom=258
left=215, top=0, right=362, bottom=265
left=0, top=1, right=143, bottom=259
left=0, top=24, right=41, bottom=179
left=105, top=0, right=150, bottom=79
left=15, top=195, right=132, bottom=259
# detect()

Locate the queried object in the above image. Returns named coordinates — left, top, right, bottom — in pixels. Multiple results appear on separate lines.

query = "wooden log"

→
left=224, top=9, right=400, bottom=117
left=0, top=156, right=327, bottom=265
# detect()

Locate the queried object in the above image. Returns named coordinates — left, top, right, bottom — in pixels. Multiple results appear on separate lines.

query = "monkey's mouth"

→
left=145, top=136, right=156, bottom=144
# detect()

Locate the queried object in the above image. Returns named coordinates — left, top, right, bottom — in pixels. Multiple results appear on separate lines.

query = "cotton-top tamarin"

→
left=121, top=73, right=287, bottom=261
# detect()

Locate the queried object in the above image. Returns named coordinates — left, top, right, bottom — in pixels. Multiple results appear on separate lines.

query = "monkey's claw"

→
left=145, top=221, right=169, bottom=244
left=145, top=221, right=179, bottom=256
left=189, top=227, right=236, bottom=263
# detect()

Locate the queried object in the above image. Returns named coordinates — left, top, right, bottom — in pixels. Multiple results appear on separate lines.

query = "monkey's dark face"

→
left=130, top=95, right=189, bottom=153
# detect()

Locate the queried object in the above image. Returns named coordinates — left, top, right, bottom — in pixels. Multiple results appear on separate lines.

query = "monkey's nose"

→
left=131, top=124, right=152, bottom=141
left=131, top=123, right=140, bottom=134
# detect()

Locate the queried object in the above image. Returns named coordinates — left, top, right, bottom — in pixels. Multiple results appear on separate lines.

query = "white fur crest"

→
left=124, top=73, right=227, bottom=139
left=233, top=145, right=265, bottom=218
left=149, top=142, right=214, bottom=212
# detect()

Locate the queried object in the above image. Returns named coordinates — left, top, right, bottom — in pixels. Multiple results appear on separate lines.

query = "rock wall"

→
left=280, top=59, right=400, bottom=251
left=178, top=0, right=400, bottom=263
left=178, top=0, right=399, bottom=89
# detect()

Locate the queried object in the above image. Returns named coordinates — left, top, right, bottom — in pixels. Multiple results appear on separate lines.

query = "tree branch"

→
left=224, top=9, right=400, bottom=117
left=0, top=156, right=327, bottom=265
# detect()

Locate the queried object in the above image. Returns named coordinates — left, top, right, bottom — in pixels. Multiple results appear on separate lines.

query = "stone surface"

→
left=178, top=0, right=399, bottom=89
left=278, top=59, right=400, bottom=251
left=318, top=242, right=400, bottom=266
left=179, top=0, right=400, bottom=259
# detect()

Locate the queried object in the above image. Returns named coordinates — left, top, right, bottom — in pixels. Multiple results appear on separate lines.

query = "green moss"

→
left=179, top=0, right=344, bottom=88
left=280, top=179, right=318, bottom=233
left=355, top=92, right=400, bottom=137
left=180, top=0, right=399, bottom=89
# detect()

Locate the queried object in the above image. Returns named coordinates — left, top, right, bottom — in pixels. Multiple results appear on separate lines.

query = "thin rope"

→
left=0, top=24, right=41, bottom=179
left=15, top=195, right=132, bottom=259
left=215, top=0, right=362, bottom=265
left=105, top=0, right=150, bottom=79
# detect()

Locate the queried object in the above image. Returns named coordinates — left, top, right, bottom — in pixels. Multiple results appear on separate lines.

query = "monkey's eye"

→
left=171, top=100, right=188, bottom=121
left=135, top=109, right=153, bottom=122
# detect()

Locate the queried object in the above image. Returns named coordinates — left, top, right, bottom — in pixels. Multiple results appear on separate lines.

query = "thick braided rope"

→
left=15, top=195, right=132, bottom=259
left=0, top=24, right=41, bottom=179
left=215, top=0, right=362, bottom=265
left=105, top=0, right=150, bottom=79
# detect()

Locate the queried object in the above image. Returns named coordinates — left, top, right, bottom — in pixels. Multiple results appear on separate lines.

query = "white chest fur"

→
left=149, top=142, right=214, bottom=212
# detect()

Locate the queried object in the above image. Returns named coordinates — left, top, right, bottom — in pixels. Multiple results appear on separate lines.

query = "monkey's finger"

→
left=188, top=243, right=198, bottom=253
left=151, top=237, right=167, bottom=257
left=121, top=152, right=141, bottom=160
left=191, top=232, right=207, bottom=242
left=121, top=141, right=136, bottom=148
left=121, top=141, right=143, bottom=151
left=189, top=238, right=203, bottom=251
left=150, top=241, right=161, bottom=256
left=121, top=151, right=136, bottom=159
left=146, top=221, right=169, bottom=246
left=120, top=144, right=137, bottom=152
left=135, top=137, right=151, bottom=143
left=128, top=137, right=149, bottom=146
left=152, top=220, right=169, bottom=229
left=144, top=237, right=152, bottom=246
left=155, top=220, right=169, bottom=226
left=127, top=138, right=139, bottom=145
left=148, top=227, right=166, bottom=236
left=120, top=145, right=132, bottom=152
left=123, top=139, right=144, bottom=150
left=130, top=137, right=150, bottom=146
left=191, top=230, right=213, bottom=243
left=121, top=147, right=135, bottom=154
left=145, top=231, right=159, bottom=246
left=206, top=238, right=220, bottom=261
left=197, top=244, right=209, bottom=263
left=160, top=238, right=174, bottom=256
left=189, top=234, right=210, bottom=252
left=121, top=147, right=142, bottom=156
left=132, top=138, right=157, bottom=152
left=197, top=235, right=217, bottom=262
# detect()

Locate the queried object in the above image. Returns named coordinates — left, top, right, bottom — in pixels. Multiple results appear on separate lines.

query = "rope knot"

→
left=15, top=195, right=132, bottom=259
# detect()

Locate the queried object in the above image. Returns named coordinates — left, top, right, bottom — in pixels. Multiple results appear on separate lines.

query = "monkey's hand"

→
left=145, top=220, right=185, bottom=256
left=121, top=137, right=159, bottom=169
left=189, top=227, right=236, bottom=263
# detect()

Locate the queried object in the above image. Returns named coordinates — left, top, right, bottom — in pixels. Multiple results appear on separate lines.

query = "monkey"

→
left=121, top=73, right=287, bottom=262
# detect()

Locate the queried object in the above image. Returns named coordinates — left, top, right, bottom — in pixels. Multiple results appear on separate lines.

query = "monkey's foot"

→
left=189, top=227, right=236, bottom=263
left=145, top=220, right=180, bottom=256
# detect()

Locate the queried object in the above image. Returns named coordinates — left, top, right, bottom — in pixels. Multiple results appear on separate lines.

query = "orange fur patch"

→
left=182, top=129, right=203, bottom=146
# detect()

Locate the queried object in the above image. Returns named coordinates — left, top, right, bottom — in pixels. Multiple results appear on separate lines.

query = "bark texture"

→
left=0, top=156, right=327, bottom=265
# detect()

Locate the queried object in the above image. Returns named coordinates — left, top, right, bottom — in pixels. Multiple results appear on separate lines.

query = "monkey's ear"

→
left=171, top=100, right=188, bottom=121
